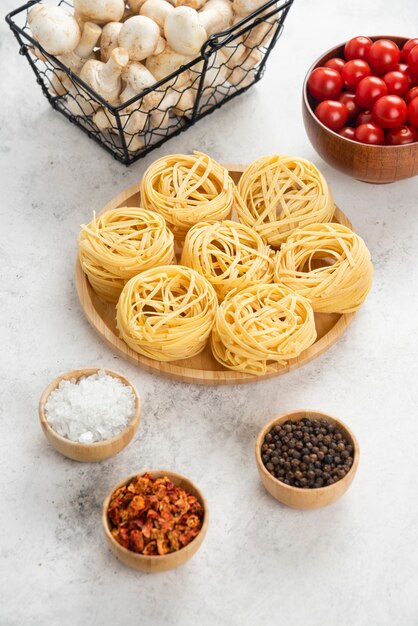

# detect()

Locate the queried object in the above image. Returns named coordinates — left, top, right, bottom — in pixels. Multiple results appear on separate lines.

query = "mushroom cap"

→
left=164, top=6, right=207, bottom=56
left=74, top=0, right=125, bottom=24
left=100, top=22, right=123, bottom=62
left=28, top=5, right=81, bottom=56
left=146, top=46, right=194, bottom=85
left=232, top=0, right=265, bottom=15
left=119, top=16, right=161, bottom=61
left=140, top=0, right=174, bottom=30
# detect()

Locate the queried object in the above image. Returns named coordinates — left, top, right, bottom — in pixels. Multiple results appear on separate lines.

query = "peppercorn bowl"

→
left=102, top=470, right=209, bottom=572
left=302, top=36, right=418, bottom=183
left=38, top=368, right=141, bottom=462
left=255, top=410, right=359, bottom=509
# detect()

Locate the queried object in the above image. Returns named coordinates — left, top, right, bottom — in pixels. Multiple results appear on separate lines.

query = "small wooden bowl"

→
left=102, top=470, right=209, bottom=572
left=302, top=36, right=418, bottom=183
left=38, top=368, right=141, bottom=462
left=255, top=410, right=359, bottom=509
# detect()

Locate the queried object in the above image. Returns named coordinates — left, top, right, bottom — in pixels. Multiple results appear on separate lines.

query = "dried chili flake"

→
left=107, top=473, right=204, bottom=556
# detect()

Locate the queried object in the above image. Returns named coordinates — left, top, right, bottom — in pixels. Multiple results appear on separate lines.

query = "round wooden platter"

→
left=75, top=165, right=356, bottom=385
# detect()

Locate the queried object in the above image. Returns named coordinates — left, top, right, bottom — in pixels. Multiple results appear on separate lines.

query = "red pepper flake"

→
left=107, top=473, right=204, bottom=556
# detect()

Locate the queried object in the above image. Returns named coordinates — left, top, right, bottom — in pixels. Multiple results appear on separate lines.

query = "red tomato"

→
left=372, top=95, right=407, bottom=128
left=341, top=59, right=372, bottom=90
left=354, top=123, right=385, bottom=145
left=368, top=39, right=400, bottom=74
left=383, top=70, right=410, bottom=96
left=407, top=45, right=418, bottom=75
left=356, top=110, right=373, bottom=125
left=338, top=92, right=361, bottom=120
left=324, top=57, right=346, bottom=73
left=344, top=36, right=372, bottom=61
left=407, top=98, right=418, bottom=128
left=386, top=125, right=417, bottom=145
left=315, top=100, right=348, bottom=131
left=356, top=76, right=388, bottom=109
left=307, top=67, right=343, bottom=101
left=401, top=38, right=418, bottom=63
left=405, top=86, right=418, bottom=103
left=339, top=126, right=356, bottom=140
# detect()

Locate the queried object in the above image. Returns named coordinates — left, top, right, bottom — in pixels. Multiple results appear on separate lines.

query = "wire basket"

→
left=6, top=0, right=293, bottom=165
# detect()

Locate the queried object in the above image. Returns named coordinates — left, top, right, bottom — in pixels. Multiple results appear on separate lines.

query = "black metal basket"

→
left=6, top=0, right=293, bottom=165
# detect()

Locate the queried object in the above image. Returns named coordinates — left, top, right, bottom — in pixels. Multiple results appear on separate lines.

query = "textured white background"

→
left=1, top=0, right=418, bottom=624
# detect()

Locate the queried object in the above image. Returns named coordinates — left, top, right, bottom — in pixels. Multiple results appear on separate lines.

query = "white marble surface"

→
left=1, top=1, right=418, bottom=624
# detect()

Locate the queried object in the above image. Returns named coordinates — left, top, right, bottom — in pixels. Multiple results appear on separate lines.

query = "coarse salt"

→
left=45, top=370, right=136, bottom=443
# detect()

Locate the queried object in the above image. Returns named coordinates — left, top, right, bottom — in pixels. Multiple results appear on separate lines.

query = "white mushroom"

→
left=198, top=0, right=233, bottom=35
left=172, top=87, right=196, bottom=115
left=60, top=22, right=102, bottom=74
left=120, top=62, right=160, bottom=110
left=100, top=22, right=123, bottom=62
left=164, top=7, right=207, bottom=56
left=232, top=0, right=265, bottom=15
left=140, top=0, right=174, bottom=32
left=79, top=47, right=129, bottom=103
left=28, top=5, right=81, bottom=56
left=73, top=0, right=125, bottom=25
left=93, top=107, right=148, bottom=134
left=127, top=0, right=149, bottom=12
left=227, top=47, right=262, bottom=87
left=146, top=46, right=194, bottom=87
left=118, top=16, right=164, bottom=61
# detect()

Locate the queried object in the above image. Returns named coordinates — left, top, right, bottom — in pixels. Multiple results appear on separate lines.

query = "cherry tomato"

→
left=383, top=70, right=410, bottom=96
left=307, top=67, right=343, bottom=101
left=324, top=57, right=345, bottom=73
left=344, top=36, right=372, bottom=61
left=354, top=123, right=385, bottom=144
left=407, top=45, right=418, bottom=75
left=338, top=92, right=361, bottom=121
left=356, top=110, right=373, bottom=125
left=339, top=126, right=356, bottom=140
left=401, top=38, right=418, bottom=63
left=407, top=97, right=418, bottom=128
left=356, top=76, right=388, bottom=109
left=405, top=86, right=418, bottom=103
left=341, top=59, right=372, bottom=90
left=315, top=100, right=348, bottom=131
left=368, top=39, right=400, bottom=74
left=386, top=125, right=418, bottom=145
left=372, top=95, right=407, bottom=128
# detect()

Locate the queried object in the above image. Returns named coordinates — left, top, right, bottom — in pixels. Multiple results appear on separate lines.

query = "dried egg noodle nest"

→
left=140, top=152, right=235, bottom=236
left=210, top=283, right=317, bottom=375
left=180, top=220, right=275, bottom=301
left=116, top=265, right=218, bottom=361
left=235, top=155, right=335, bottom=247
left=275, top=222, right=373, bottom=314
left=78, top=207, right=175, bottom=303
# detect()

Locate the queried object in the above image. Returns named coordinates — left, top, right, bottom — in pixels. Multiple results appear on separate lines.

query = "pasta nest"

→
left=180, top=220, right=275, bottom=301
left=235, top=155, right=334, bottom=247
left=78, top=207, right=175, bottom=303
left=116, top=265, right=218, bottom=362
left=210, top=283, right=317, bottom=375
left=140, top=152, right=235, bottom=236
left=275, top=222, right=373, bottom=314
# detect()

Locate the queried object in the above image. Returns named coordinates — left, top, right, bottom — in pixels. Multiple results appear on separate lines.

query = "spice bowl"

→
left=302, top=36, right=418, bottom=183
left=102, top=470, right=209, bottom=572
left=38, top=368, right=141, bottom=462
left=255, top=410, right=359, bottom=509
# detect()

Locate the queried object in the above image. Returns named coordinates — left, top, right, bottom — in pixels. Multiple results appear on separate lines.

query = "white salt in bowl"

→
left=38, top=368, right=141, bottom=462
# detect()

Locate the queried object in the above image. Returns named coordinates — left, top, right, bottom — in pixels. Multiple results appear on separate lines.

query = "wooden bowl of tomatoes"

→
left=302, top=36, right=418, bottom=183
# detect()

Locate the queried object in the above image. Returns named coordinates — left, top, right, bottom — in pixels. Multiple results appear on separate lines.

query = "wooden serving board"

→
left=75, top=165, right=356, bottom=385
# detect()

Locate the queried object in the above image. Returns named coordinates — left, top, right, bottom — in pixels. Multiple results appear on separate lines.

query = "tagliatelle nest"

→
left=235, top=155, right=335, bottom=247
left=180, top=220, right=275, bottom=301
left=140, top=151, right=235, bottom=236
left=78, top=207, right=175, bottom=303
left=274, top=222, right=373, bottom=314
left=116, top=265, right=218, bottom=361
left=210, top=283, right=317, bottom=375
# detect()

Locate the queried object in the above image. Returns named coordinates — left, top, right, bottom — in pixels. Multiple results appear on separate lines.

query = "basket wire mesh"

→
left=6, top=0, right=294, bottom=165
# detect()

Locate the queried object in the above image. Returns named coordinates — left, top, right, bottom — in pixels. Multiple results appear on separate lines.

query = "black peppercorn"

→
left=261, top=418, right=354, bottom=489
